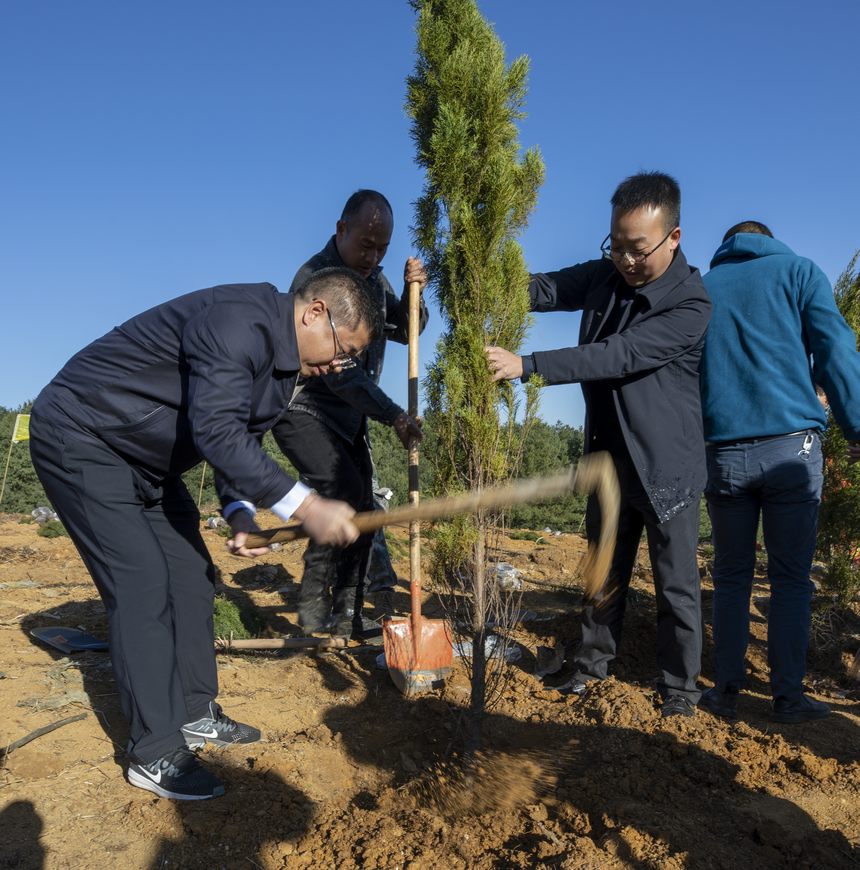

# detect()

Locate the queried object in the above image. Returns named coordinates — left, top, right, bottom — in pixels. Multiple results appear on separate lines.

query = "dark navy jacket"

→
left=522, top=251, right=712, bottom=522
left=32, top=283, right=302, bottom=509
left=280, top=236, right=428, bottom=443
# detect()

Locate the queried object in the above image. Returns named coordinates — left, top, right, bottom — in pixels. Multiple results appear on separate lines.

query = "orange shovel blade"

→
left=382, top=616, right=453, bottom=696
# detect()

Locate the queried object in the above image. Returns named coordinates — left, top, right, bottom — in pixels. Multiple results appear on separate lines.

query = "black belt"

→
left=706, top=428, right=819, bottom=447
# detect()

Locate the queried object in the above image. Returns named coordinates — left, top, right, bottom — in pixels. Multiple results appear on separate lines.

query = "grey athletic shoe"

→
left=127, top=747, right=225, bottom=800
left=181, top=701, right=261, bottom=748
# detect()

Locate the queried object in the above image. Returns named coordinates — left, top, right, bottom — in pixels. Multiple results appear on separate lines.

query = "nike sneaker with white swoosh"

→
left=127, top=747, right=225, bottom=800
left=181, top=701, right=261, bottom=748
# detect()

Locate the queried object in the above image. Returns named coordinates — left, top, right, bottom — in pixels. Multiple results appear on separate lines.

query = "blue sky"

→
left=2, top=1, right=858, bottom=428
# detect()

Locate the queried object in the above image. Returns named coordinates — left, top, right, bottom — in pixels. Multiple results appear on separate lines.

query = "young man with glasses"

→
left=486, top=171, right=711, bottom=717
left=272, top=190, right=428, bottom=638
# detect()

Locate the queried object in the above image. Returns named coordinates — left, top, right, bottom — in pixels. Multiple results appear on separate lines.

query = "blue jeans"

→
left=705, top=431, right=823, bottom=702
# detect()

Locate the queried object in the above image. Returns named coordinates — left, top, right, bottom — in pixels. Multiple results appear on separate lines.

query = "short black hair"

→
left=722, top=220, right=773, bottom=243
left=611, top=171, right=681, bottom=232
left=295, top=266, right=383, bottom=343
left=340, top=189, right=393, bottom=223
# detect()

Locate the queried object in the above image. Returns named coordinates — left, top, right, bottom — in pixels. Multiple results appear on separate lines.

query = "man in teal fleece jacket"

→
left=699, top=221, right=860, bottom=723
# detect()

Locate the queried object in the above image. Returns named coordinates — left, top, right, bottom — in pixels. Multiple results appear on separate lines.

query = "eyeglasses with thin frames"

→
left=600, top=227, right=677, bottom=264
left=326, top=309, right=359, bottom=370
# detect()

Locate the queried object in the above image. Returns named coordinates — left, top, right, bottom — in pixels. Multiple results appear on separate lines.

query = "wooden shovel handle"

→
left=244, top=465, right=580, bottom=547
left=407, top=279, right=421, bottom=625
left=243, top=454, right=619, bottom=596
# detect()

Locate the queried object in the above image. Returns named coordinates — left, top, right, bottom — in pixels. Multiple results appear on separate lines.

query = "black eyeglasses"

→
left=326, top=309, right=359, bottom=370
left=600, top=227, right=677, bottom=264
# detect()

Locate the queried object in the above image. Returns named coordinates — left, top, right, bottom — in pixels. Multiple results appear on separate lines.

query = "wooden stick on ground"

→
left=1, top=713, right=87, bottom=762
left=214, top=636, right=347, bottom=651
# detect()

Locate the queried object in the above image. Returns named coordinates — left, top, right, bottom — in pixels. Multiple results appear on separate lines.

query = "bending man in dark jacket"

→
left=272, top=190, right=428, bottom=636
left=486, top=172, right=711, bottom=717
left=29, top=268, right=380, bottom=800
left=699, top=222, right=860, bottom=724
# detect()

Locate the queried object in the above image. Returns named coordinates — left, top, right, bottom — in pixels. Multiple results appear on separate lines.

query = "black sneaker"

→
left=127, top=747, right=225, bottom=800
left=700, top=686, right=739, bottom=720
left=181, top=701, right=261, bottom=748
left=771, top=694, right=831, bottom=724
left=661, top=695, right=696, bottom=718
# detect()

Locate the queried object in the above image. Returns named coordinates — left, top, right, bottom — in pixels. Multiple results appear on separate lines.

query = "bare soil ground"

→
left=0, top=513, right=858, bottom=869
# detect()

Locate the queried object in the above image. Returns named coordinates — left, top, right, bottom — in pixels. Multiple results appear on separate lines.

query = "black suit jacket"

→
left=281, top=236, right=428, bottom=443
left=523, top=251, right=712, bottom=522
left=33, top=283, right=303, bottom=510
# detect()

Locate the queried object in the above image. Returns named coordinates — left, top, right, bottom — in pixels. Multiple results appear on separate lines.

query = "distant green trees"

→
left=370, top=417, right=585, bottom=527
left=0, top=404, right=46, bottom=513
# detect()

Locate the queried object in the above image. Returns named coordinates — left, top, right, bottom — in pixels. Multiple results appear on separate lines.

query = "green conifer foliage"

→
left=818, top=252, right=860, bottom=604
left=407, top=0, right=543, bottom=545
left=406, top=0, right=544, bottom=743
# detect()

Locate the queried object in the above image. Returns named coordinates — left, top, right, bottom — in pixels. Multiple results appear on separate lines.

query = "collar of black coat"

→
left=274, top=291, right=301, bottom=372
left=323, top=235, right=384, bottom=282
left=611, top=248, right=694, bottom=309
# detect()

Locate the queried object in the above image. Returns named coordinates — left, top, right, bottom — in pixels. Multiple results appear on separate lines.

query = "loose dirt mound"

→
left=0, top=515, right=858, bottom=868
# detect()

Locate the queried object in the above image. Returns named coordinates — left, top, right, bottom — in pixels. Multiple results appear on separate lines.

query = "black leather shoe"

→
left=297, top=580, right=332, bottom=633
left=700, top=686, right=739, bottom=720
left=556, top=678, right=590, bottom=696
left=771, top=694, right=831, bottom=724
left=336, top=616, right=383, bottom=641
left=661, top=695, right=696, bottom=718
left=329, top=583, right=383, bottom=641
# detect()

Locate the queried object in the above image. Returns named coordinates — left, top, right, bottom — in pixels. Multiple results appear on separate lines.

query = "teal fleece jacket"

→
left=701, top=233, right=860, bottom=442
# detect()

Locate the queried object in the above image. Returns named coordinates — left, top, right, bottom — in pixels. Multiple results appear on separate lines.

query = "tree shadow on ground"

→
left=144, top=757, right=315, bottom=869
left=315, top=655, right=858, bottom=868
left=19, top=600, right=126, bottom=765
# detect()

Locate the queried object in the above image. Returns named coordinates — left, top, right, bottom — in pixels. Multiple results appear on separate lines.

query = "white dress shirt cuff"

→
left=269, top=482, right=314, bottom=522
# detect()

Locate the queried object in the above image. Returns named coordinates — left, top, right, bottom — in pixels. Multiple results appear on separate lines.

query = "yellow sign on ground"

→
left=11, top=414, right=30, bottom=443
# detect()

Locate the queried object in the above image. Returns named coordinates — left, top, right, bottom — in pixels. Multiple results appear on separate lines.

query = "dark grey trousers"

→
left=574, top=450, right=702, bottom=702
left=271, top=410, right=374, bottom=628
left=29, top=410, right=218, bottom=763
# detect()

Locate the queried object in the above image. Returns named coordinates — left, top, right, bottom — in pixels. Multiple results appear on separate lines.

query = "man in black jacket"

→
left=486, top=172, right=711, bottom=717
left=29, top=268, right=380, bottom=799
left=272, top=190, right=428, bottom=636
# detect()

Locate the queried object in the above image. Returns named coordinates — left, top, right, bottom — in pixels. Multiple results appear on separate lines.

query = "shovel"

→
left=31, top=626, right=346, bottom=654
left=30, top=626, right=109, bottom=654
left=245, top=455, right=619, bottom=601
left=381, top=279, right=453, bottom=695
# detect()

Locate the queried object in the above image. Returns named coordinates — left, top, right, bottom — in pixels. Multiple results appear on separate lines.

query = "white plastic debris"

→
left=454, top=635, right=522, bottom=663
left=31, top=506, right=58, bottom=525
left=491, top=562, right=523, bottom=592
left=205, top=516, right=227, bottom=529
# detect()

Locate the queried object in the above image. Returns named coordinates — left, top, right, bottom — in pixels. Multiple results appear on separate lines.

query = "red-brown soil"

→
left=0, top=514, right=858, bottom=868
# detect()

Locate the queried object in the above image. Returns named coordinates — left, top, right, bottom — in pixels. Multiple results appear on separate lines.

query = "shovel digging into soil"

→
left=248, top=461, right=620, bottom=697
left=381, top=279, right=451, bottom=695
